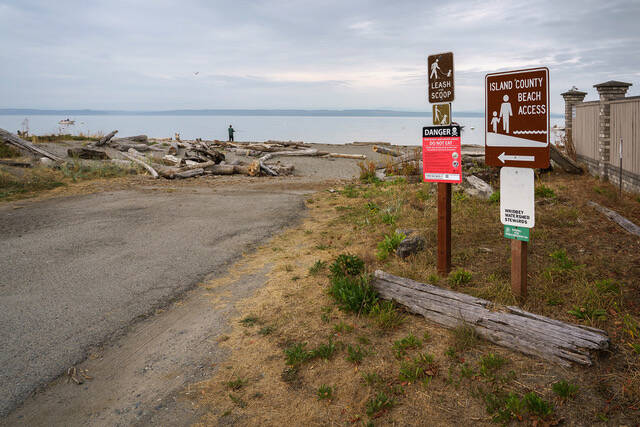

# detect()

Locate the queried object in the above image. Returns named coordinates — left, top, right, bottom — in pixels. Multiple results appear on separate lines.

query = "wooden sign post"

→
left=437, top=183, right=451, bottom=274
left=426, top=52, right=455, bottom=276
left=486, top=67, right=549, bottom=300
left=422, top=124, right=460, bottom=276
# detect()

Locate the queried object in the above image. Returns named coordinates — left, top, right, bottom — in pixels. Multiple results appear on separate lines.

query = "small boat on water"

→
left=58, top=118, right=75, bottom=125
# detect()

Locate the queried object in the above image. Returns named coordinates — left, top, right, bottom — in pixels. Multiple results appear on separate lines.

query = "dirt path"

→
left=0, top=180, right=312, bottom=422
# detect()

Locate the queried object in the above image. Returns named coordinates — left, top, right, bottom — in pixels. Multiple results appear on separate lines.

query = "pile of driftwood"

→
left=0, top=128, right=370, bottom=180
left=373, top=271, right=610, bottom=366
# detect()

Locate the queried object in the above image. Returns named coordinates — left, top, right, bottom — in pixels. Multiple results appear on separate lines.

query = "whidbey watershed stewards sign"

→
left=485, top=67, right=549, bottom=168
left=428, top=52, right=454, bottom=103
left=504, top=225, right=530, bottom=242
left=500, top=167, right=534, bottom=228
left=422, top=125, right=462, bottom=183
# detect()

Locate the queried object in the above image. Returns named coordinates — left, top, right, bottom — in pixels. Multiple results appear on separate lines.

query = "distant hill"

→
left=0, top=108, right=563, bottom=118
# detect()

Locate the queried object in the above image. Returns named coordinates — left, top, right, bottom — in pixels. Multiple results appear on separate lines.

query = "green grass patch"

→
left=366, top=392, right=395, bottom=416
left=448, top=268, right=472, bottom=287
left=552, top=379, right=579, bottom=399
left=239, top=316, right=259, bottom=327
left=369, top=300, right=404, bottom=330
left=398, top=352, right=438, bottom=383
left=346, top=344, right=366, bottom=364
left=392, top=334, right=422, bottom=359
left=479, top=353, right=507, bottom=378
left=535, top=184, right=556, bottom=198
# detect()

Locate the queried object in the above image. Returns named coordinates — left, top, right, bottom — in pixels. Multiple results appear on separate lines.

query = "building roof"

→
left=593, top=80, right=632, bottom=88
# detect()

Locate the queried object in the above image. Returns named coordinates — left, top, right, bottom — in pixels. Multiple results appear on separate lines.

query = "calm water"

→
left=0, top=115, right=564, bottom=147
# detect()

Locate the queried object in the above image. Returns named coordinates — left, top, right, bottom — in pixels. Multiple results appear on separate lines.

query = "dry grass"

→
left=190, top=170, right=640, bottom=425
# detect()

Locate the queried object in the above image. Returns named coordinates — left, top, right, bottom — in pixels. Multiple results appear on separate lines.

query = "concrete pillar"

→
left=560, top=87, right=587, bottom=148
left=594, top=80, right=632, bottom=179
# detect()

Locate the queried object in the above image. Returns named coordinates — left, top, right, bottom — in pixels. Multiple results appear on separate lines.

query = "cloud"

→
left=0, top=0, right=638, bottom=113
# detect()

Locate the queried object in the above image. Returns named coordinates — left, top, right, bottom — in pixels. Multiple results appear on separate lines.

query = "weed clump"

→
left=393, top=334, right=422, bottom=359
left=329, top=254, right=365, bottom=279
left=358, top=160, right=380, bottom=184
left=330, top=275, right=378, bottom=314
left=346, top=344, right=366, bottom=364
left=398, top=352, right=438, bottom=383
left=370, top=300, right=404, bottom=330
left=535, top=184, right=556, bottom=198
left=366, top=392, right=394, bottom=416
left=451, top=324, right=479, bottom=352
left=376, top=232, right=405, bottom=260
left=552, top=379, right=579, bottom=399
left=317, top=384, right=334, bottom=400
left=449, top=268, right=472, bottom=287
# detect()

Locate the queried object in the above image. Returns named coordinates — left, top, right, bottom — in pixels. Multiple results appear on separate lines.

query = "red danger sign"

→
left=422, top=125, right=462, bottom=183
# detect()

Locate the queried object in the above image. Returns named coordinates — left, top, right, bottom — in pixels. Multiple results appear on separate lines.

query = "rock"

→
left=464, top=175, right=494, bottom=199
left=396, top=235, right=426, bottom=259
left=396, top=228, right=417, bottom=237
left=39, top=157, right=54, bottom=167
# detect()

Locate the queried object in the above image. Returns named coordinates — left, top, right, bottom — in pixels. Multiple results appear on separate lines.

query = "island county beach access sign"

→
left=428, top=52, right=454, bottom=103
left=485, top=67, right=549, bottom=168
left=422, top=125, right=461, bottom=183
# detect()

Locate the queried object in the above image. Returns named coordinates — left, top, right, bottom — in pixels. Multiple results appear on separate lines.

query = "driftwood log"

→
left=372, top=270, right=609, bottom=366
left=0, top=128, right=63, bottom=162
left=372, top=145, right=401, bottom=156
left=119, top=151, right=158, bottom=179
left=175, top=168, right=204, bottom=179
left=550, top=144, right=583, bottom=174
left=96, top=130, right=118, bottom=146
left=0, top=159, right=32, bottom=167
left=67, top=147, right=108, bottom=160
left=588, top=201, right=640, bottom=236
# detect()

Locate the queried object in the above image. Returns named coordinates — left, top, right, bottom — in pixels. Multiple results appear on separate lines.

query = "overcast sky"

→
left=1, top=0, right=638, bottom=114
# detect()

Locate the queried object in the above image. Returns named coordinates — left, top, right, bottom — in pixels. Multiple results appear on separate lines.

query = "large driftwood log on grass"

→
left=67, top=147, right=108, bottom=160
left=372, top=270, right=609, bottom=366
left=588, top=201, right=640, bottom=236
left=96, top=130, right=118, bottom=146
left=0, top=128, right=63, bottom=162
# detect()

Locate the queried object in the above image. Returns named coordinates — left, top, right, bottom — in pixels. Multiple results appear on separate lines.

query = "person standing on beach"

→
left=228, top=125, right=235, bottom=142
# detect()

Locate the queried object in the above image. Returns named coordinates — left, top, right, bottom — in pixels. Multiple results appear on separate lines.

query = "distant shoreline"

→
left=0, top=108, right=563, bottom=119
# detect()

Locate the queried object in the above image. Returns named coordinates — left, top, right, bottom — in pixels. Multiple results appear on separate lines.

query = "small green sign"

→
left=504, top=225, right=529, bottom=242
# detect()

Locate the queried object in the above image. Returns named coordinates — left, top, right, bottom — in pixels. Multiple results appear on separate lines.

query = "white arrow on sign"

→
left=498, top=152, right=535, bottom=164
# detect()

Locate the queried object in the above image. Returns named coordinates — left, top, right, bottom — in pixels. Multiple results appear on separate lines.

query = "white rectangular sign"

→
left=500, top=167, right=535, bottom=228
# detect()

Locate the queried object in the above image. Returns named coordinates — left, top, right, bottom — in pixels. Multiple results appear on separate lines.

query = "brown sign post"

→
left=485, top=67, right=549, bottom=168
left=427, top=52, right=455, bottom=276
left=485, top=67, right=549, bottom=299
left=428, top=52, right=454, bottom=103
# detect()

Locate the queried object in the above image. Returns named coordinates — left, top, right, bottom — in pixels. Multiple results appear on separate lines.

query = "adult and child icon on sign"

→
left=490, top=95, right=513, bottom=134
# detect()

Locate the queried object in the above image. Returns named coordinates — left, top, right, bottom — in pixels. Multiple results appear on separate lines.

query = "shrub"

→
left=376, top=232, right=406, bottom=260
left=329, top=274, right=378, bottom=314
left=329, top=254, right=365, bottom=279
